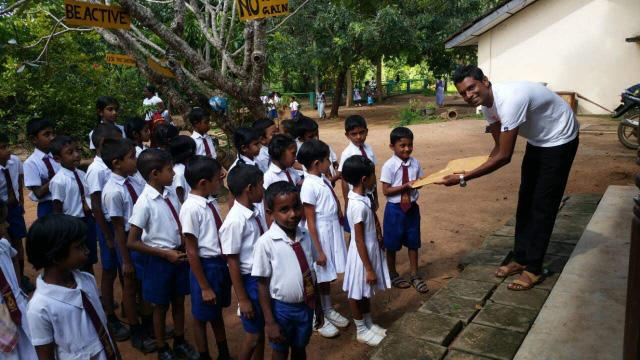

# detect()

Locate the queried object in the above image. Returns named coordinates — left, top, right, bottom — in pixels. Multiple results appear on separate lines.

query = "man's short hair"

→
left=452, top=65, right=485, bottom=84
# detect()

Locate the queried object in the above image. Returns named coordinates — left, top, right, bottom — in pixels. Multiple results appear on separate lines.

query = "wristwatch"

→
left=459, top=174, right=467, bottom=187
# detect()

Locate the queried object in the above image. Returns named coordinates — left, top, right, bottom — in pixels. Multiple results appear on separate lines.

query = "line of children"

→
left=252, top=118, right=277, bottom=173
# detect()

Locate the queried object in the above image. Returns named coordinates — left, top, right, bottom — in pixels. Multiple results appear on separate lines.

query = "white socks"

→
left=354, top=319, right=368, bottom=333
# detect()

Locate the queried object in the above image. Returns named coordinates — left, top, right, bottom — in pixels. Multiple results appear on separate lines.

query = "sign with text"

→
left=64, top=0, right=131, bottom=29
left=236, top=0, right=289, bottom=21
left=105, top=53, right=136, bottom=67
left=147, top=58, right=176, bottom=78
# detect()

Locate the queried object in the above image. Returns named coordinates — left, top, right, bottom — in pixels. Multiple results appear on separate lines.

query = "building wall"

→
left=477, top=0, right=640, bottom=114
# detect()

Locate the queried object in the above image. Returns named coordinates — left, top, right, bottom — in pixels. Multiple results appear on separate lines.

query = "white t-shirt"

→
left=24, top=149, right=60, bottom=203
left=50, top=168, right=92, bottom=217
left=180, top=194, right=224, bottom=258
left=289, top=101, right=299, bottom=111
left=481, top=82, right=579, bottom=147
left=380, top=155, right=424, bottom=203
left=219, top=201, right=266, bottom=274
left=129, top=184, right=182, bottom=249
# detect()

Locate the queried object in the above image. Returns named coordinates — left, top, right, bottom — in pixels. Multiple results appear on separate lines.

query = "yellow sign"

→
left=64, top=0, right=131, bottom=29
left=236, top=0, right=289, bottom=21
left=106, top=53, right=136, bottom=67
left=147, top=58, right=175, bottom=78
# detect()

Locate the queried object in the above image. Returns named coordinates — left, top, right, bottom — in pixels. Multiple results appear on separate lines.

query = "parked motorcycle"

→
left=613, top=84, right=640, bottom=149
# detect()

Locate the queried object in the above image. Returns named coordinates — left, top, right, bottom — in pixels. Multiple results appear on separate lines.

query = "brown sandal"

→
left=495, top=262, right=525, bottom=278
left=507, top=271, right=542, bottom=291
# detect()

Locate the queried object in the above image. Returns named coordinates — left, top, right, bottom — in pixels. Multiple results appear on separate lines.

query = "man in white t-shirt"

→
left=142, top=85, right=163, bottom=121
left=437, top=65, right=579, bottom=291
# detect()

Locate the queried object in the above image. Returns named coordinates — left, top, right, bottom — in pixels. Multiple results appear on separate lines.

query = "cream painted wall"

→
left=476, top=0, right=640, bottom=114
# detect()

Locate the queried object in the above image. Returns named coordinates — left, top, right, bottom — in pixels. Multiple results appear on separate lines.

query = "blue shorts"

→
left=130, top=249, right=146, bottom=281
left=270, top=300, right=313, bottom=352
left=269, top=109, right=278, bottom=119
left=81, top=216, right=98, bottom=265
left=37, top=200, right=53, bottom=218
left=190, top=257, right=231, bottom=322
left=142, top=254, right=190, bottom=306
left=240, top=274, right=265, bottom=334
left=97, top=222, right=122, bottom=271
left=383, top=202, right=421, bottom=251
left=7, top=204, right=27, bottom=240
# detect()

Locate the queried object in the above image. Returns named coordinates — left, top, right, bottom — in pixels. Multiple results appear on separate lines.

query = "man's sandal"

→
left=410, top=275, right=429, bottom=294
left=507, top=271, right=542, bottom=291
left=390, top=273, right=411, bottom=289
left=495, top=262, right=525, bottom=278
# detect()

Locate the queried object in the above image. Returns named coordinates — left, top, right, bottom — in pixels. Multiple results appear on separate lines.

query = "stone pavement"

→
left=371, top=194, right=601, bottom=360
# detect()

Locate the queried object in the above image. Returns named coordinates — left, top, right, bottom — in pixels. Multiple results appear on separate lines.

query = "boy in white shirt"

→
left=127, top=149, right=198, bottom=360
left=253, top=181, right=320, bottom=359
left=297, top=140, right=350, bottom=338
left=189, top=107, right=217, bottom=159
left=288, top=96, right=300, bottom=119
left=49, top=136, right=98, bottom=274
left=23, top=118, right=59, bottom=218
left=252, top=118, right=278, bottom=173
left=180, top=156, right=232, bottom=360
left=219, top=164, right=267, bottom=360
left=380, top=127, right=428, bottom=293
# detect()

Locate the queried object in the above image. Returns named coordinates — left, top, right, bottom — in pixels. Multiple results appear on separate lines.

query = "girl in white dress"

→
left=341, top=155, right=390, bottom=346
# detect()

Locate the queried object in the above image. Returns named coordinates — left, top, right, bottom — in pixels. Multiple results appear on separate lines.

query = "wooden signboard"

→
left=236, top=0, right=289, bottom=21
left=105, top=53, right=136, bottom=67
left=412, top=156, right=489, bottom=187
left=147, top=58, right=175, bottom=78
left=64, top=0, right=131, bottom=29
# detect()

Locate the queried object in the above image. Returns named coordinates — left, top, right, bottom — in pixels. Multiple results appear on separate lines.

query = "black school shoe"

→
left=173, top=341, right=199, bottom=360
left=107, top=319, right=130, bottom=342
left=131, top=330, right=157, bottom=354
left=158, top=346, right=176, bottom=360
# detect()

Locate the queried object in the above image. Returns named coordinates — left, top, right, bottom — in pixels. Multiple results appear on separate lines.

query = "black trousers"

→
left=513, top=136, right=579, bottom=275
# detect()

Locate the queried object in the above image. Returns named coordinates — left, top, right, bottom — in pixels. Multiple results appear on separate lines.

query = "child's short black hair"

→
left=26, top=117, right=53, bottom=138
left=185, top=155, right=222, bottom=188
left=27, top=214, right=87, bottom=270
left=187, top=107, right=208, bottom=126
left=233, top=127, right=260, bottom=152
left=345, top=115, right=367, bottom=132
left=280, top=119, right=295, bottom=137
left=226, top=163, right=263, bottom=197
left=137, top=148, right=172, bottom=180
left=91, top=123, right=122, bottom=150
left=390, top=126, right=414, bottom=145
left=252, top=118, right=275, bottom=138
left=341, top=155, right=375, bottom=186
left=169, top=135, right=196, bottom=164
left=96, top=96, right=119, bottom=123
left=296, top=139, right=330, bottom=169
left=268, top=134, right=296, bottom=162
left=50, top=135, right=75, bottom=157
left=125, top=116, right=146, bottom=139
left=293, top=116, right=318, bottom=139
left=153, top=123, right=179, bottom=148
left=102, top=138, right=135, bottom=170
left=264, top=181, right=298, bottom=211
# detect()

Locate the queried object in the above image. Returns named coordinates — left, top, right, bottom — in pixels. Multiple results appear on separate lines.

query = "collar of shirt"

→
left=92, top=156, right=107, bottom=169
left=34, top=148, right=52, bottom=160
left=390, top=155, right=413, bottom=170
left=348, top=190, right=371, bottom=207
left=267, top=222, right=307, bottom=245
left=59, top=166, right=78, bottom=179
left=303, top=172, right=325, bottom=184
left=109, top=173, right=127, bottom=185
left=233, top=200, right=260, bottom=220
left=268, top=162, right=288, bottom=175
left=192, top=131, right=209, bottom=140
left=35, top=272, right=83, bottom=308
left=144, top=184, right=172, bottom=200
left=0, top=157, right=15, bottom=171
left=186, top=193, right=209, bottom=208
left=238, top=154, right=254, bottom=165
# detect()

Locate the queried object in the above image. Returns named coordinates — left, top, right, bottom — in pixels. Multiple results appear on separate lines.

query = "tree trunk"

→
left=345, top=68, right=353, bottom=107
left=329, top=69, right=347, bottom=118
left=375, top=55, right=383, bottom=103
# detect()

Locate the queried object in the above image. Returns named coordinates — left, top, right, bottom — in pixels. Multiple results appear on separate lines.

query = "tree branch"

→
left=0, top=0, right=29, bottom=16
left=170, top=0, right=186, bottom=36
left=267, top=0, right=311, bottom=34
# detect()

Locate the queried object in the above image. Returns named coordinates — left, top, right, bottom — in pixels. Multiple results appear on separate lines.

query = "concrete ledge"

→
left=514, top=186, right=634, bottom=360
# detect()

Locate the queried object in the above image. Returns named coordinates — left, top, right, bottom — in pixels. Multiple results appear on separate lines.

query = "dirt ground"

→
left=19, top=94, right=638, bottom=359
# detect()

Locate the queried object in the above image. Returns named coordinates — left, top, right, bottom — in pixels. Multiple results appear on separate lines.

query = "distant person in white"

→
left=437, top=65, right=579, bottom=291
left=142, top=84, right=163, bottom=121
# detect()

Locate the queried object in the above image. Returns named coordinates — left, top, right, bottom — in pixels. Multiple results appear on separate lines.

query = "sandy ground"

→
left=19, top=95, right=638, bottom=359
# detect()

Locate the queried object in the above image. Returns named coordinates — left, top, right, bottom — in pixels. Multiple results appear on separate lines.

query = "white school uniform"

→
left=172, top=163, right=191, bottom=199
left=191, top=131, right=217, bottom=159
left=219, top=201, right=266, bottom=275
left=379, top=155, right=424, bottom=203
left=338, top=142, right=377, bottom=171
left=24, top=149, right=60, bottom=203
left=27, top=270, right=114, bottom=360
left=102, top=173, right=143, bottom=232
left=300, top=173, right=346, bottom=283
left=0, top=238, right=36, bottom=359
left=251, top=223, right=316, bottom=303
left=180, top=194, right=224, bottom=258
left=0, top=155, right=22, bottom=202
left=135, top=145, right=147, bottom=158
left=228, top=154, right=256, bottom=173
left=342, top=191, right=390, bottom=300
left=129, top=184, right=182, bottom=249
left=88, top=123, right=126, bottom=150
left=263, top=163, right=301, bottom=189
left=86, top=156, right=111, bottom=219
left=49, top=167, right=92, bottom=217
left=255, top=146, right=270, bottom=173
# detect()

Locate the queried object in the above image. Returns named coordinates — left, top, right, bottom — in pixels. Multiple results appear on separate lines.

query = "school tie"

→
left=206, top=202, right=225, bottom=256
left=0, top=268, right=21, bottom=327
left=254, top=216, right=265, bottom=235
left=323, top=178, right=344, bottom=225
left=42, top=155, right=56, bottom=180
left=124, top=178, right=138, bottom=203
left=202, top=137, right=212, bottom=157
left=80, top=291, right=120, bottom=360
left=400, top=164, right=412, bottom=213
left=2, top=168, right=17, bottom=206
left=73, top=170, right=91, bottom=216
left=358, top=145, right=369, bottom=160
left=164, top=197, right=182, bottom=234
left=284, top=169, right=294, bottom=184
left=290, top=241, right=315, bottom=309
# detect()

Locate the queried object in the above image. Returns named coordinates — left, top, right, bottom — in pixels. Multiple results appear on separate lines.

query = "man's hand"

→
left=435, top=174, right=461, bottom=187
left=239, top=298, right=254, bottom=319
